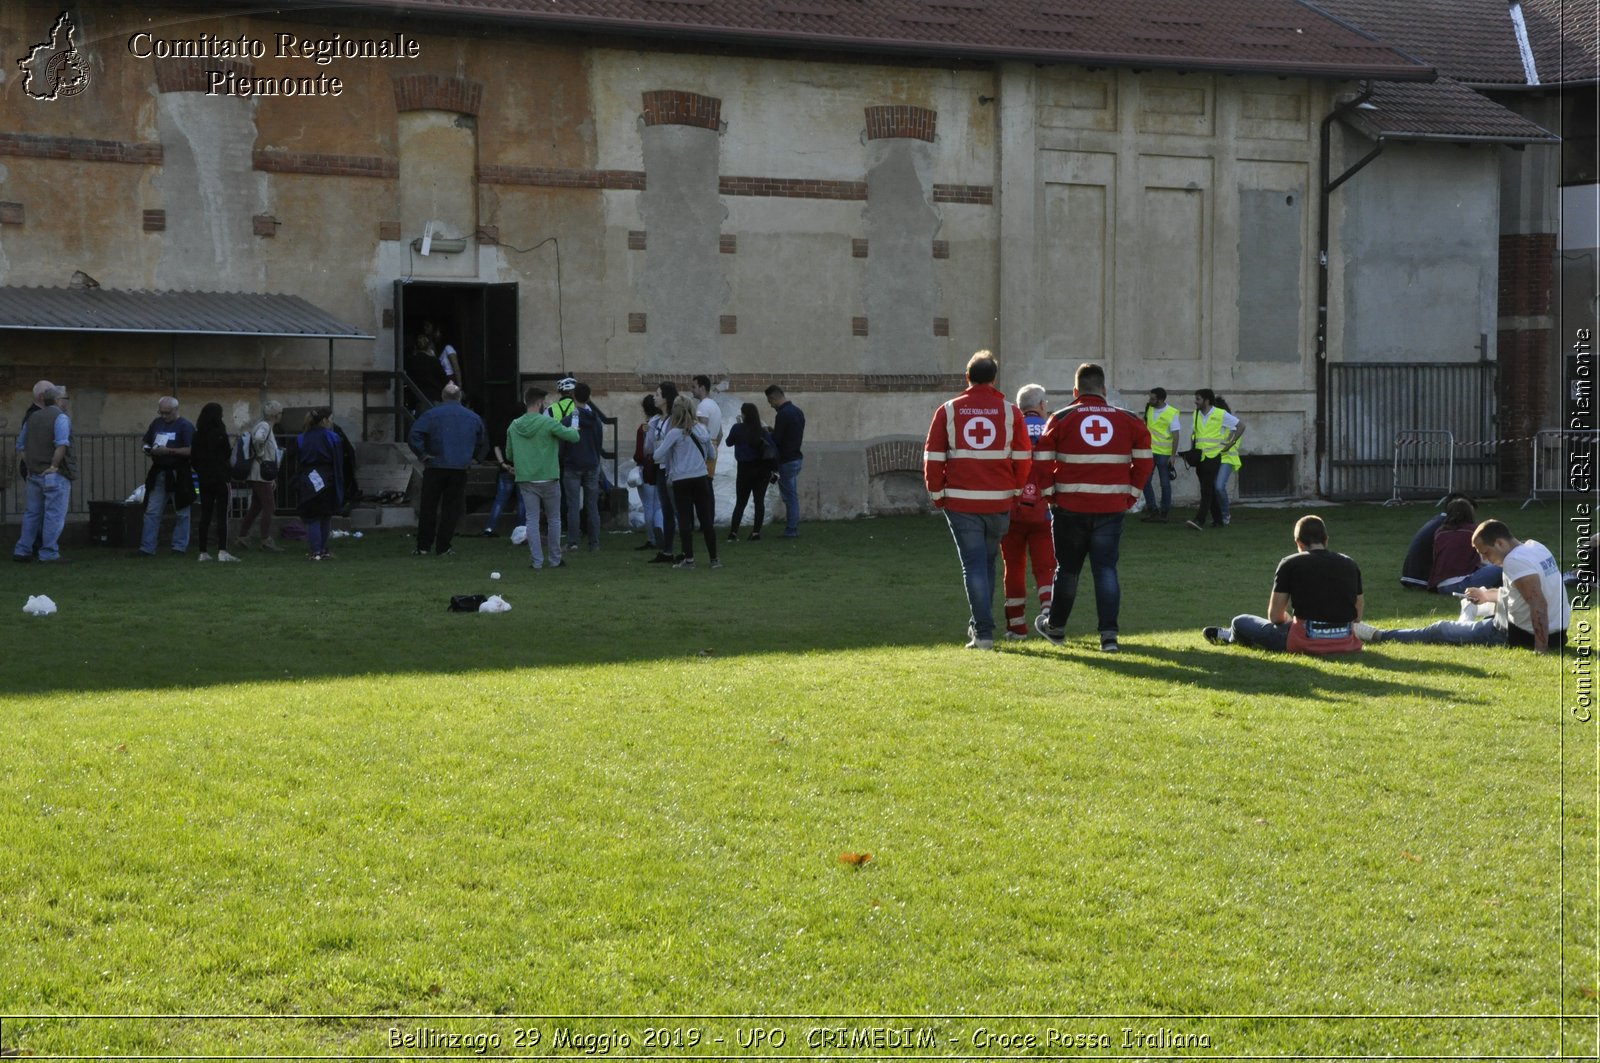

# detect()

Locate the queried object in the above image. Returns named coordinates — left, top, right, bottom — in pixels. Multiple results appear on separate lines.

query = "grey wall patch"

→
left=1238, top=189, right=1302, bottom=363
left=639, top=124, right=727, bottom=374
left=865, top=139, right=938, bottom=373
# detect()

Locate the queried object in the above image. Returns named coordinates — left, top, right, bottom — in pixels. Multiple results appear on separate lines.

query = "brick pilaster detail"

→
left=720, top=234, right=737, bottom=254
left=628, top=230, right=647, bottom=250
left=852, top=238, right=869, bottom=258
left=253, top=214, right=278, bottom=237
left=154, top=57, right=253, bottom=93
left=1498, top=326, right=1554, bottom=494
left=142, top=209, right=165, bottom=232
left=379, top=221, right=402, bottom=241
left=642, top=90, right=722, bottom=130
left=0, top=133, right=161, bottom=166
left=253, top=150, right=398, bottom=178
left=865, top=105, right=937, bottom=142
left=480, top=165, right=646, bottom=190
left=0, top=202, right=24, bottom=226
left=393, top=74, right=483, bottom=116
left=866, top=439, right=925, bottom=475
left=852, top=317, right=869, bottom=337
left=933, top=318, right=950, bottom=337
left=628, top=313, right=647, bottom=334
left=932, top=240, right=950, bottom=259
left=1498, top=233, right=1556, bottom=317
left=720, top=315, right=738, bottom=335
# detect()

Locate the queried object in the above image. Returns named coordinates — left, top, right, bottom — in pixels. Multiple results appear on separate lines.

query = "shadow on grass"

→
left=1004, top=639, right=1492, bottom=704
left=1, top=509, right=1565, bottom=698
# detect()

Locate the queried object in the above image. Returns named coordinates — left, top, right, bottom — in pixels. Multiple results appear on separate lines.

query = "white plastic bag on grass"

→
left=23, top=595, right=57, bottom=616
left=478, top=594, right=512, bottom=613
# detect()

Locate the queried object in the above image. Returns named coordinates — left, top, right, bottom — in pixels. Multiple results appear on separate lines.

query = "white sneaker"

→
left=197, top=552, right=214, bottom=562
left=1352, top=621, right=1379, bottom=643
left=1004, top=630, right=1029, bottom=641
left=217, top=550, right=240, bottom=563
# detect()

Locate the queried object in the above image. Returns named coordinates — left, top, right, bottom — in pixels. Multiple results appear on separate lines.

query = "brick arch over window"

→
left=866, top=439, right=926, bottom=477
left=642, top=90, right=722, bottom=130
left=865, top=105, right=937, bottom=142
left=154, top=57, right=253, bottom=92
left=393, top=74, right=482, bottom=116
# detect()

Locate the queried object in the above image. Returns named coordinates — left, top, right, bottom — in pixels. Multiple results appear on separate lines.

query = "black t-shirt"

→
left=1272, top=548, right=1364, bottom=624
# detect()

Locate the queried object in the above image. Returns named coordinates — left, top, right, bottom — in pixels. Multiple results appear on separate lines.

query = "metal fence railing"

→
left=1523, top=429, right=1596, bottom=508
left=1329, top=362, right=1497, bottom=500
left=1, top=433, right=147, bottom=523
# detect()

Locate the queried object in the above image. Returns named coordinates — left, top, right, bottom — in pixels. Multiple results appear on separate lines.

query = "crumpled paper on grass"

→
left=23, top=595, right=57, bottom=616
left=479, top=594, right=512, bottom=614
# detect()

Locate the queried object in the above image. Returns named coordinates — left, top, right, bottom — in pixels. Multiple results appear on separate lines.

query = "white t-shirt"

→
left=697, top=396, right=723, bottom=443
left=439, top=343, right=459, bottom=379
left=1497, top=539, right=1570, bottom=634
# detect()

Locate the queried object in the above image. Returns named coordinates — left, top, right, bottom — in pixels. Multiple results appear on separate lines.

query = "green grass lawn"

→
left=1, top=502, right=1593, bottom=1057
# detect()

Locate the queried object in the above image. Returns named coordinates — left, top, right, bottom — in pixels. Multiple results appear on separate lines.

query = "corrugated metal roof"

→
left=1347, top=77, right=1560, bottom=143
left=321, top=0, right=1434, bottom=79
left=0, top=287, right=373, bottom=339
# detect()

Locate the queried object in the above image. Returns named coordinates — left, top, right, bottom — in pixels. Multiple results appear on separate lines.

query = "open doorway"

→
left=393, top=280, right=520, bottom=434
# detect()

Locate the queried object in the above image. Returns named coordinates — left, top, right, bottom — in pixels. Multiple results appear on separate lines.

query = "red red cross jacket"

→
left=1035, top=394, right=1153, bottom=513
left=923, top=383, right=1032, bottom=514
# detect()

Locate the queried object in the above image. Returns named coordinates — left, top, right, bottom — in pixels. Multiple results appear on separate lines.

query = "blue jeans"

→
left=518, top=480, right=562, bottom=567
left=1047, top=510, right=1125, bottom=637
left=945, top=509, right=1010, bottom=640
left=640, top=482, right=662, bottom=543
left=485, top=470, right=525, bottom=531
left=141, top=474, right=191, bottom=554
left=563, top=466, right=601, bottom=547
left=1435, top=565, right=1502, bottom=593
left=13, top=471, right=70, bottom=561
left=777, top=458, right=803, bottom=535
left=1230, top=615, right=1289, bottom=651
left=1216, top=464, right=1235, bottom=523
left=1142, top=453, right=1172, bottom=514
left=1377, top=619, right=1506, bottom=646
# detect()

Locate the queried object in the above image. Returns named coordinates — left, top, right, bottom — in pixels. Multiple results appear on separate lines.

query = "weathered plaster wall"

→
left=1335, top=140, right=1500, bottom=362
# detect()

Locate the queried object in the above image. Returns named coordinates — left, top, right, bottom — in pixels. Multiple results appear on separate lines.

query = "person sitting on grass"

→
left=1428, top=496, right=1501, bottom=594
left=1399, top=491, right=1472, bottom=590
left=1203, top=514, right=1364, bottom=653
left=1355, top=519, right=1571, bottom=654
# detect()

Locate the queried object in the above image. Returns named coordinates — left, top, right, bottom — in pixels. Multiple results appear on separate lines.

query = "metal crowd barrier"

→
left=1385, top=429, right=1455, bottom=506
left=1523, top=429, right=1592, bottom=508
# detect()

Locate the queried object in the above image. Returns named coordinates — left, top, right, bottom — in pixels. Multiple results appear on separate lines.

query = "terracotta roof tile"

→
left=332, top=0, right=1432, bottom=78
left=1349, top=77, right=1559, bottom=142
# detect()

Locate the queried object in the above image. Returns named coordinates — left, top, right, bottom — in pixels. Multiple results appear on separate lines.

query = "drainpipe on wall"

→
left=1315, top=81, right=1384, bottom=497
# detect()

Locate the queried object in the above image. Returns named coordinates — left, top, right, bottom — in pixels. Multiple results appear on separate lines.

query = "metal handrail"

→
left=361, top=370, right=434, bottom=444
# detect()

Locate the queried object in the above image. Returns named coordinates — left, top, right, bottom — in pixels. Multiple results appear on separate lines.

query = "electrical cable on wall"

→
left=500, top=235, right=567, bottom=375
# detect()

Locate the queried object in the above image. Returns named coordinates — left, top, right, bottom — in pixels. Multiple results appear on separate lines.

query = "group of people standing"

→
left=12, top=381, right=343, bottom=564
left=1138, top=385, right=1244, bottom=529
left=632, top=378, right=806, bottom=569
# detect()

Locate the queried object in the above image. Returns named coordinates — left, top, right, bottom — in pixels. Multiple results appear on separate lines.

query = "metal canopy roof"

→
left=0, top=287, right=373, bottom=339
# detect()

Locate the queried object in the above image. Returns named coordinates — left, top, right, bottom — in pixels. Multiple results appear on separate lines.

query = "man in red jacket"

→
left=924, top=351, right=1032, bottom=650
left=1033, top=362, right=1153, bottom=653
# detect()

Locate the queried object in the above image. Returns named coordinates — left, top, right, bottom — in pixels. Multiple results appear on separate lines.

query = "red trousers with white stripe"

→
left=1001, top=520, right=1056, bottom=636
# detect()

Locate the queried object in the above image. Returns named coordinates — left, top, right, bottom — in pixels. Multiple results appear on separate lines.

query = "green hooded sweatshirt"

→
left=508, top=409, right=580, bottom=481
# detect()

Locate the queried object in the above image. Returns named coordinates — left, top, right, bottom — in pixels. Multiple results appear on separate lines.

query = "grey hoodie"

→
left=652, top=424, right=712, bottom=482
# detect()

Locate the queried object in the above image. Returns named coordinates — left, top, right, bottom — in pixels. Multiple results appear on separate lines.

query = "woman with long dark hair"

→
left=191, top=402, right=238, bottom=562
left=724, top=401, right=774, bottom=541
left=652, top=394, right=717, bottom=569
left=295, top=409, right=345, bottom=561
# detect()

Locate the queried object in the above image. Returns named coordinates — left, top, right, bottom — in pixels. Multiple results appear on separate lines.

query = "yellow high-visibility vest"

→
left=1146, top=405, right=1179, bottom=456
left=1193, top=407, right=1229, bottom=459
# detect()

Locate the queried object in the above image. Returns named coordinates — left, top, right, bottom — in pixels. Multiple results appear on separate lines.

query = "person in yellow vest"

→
left=1185, top=388, right=1244, bottom=531
left=1139, top=386, right=1180, bottom=522
left=1213, top=395, right=1242, bottom=525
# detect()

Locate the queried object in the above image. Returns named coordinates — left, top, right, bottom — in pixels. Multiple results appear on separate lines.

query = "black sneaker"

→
left=635, top=541, right=657, bottom=551
left=727, top=531, right=739, bottom=542
left=1033, top=613, right=1066, bottom=646
left=1100, top=635, right=1120, bottom=653
left=749, top=531, right=761, bottom=541
left=1202, top=626, right=1226, bottom=645
left=480, top=529, right=499, bottom=537
left=412, top=548, right=428, bottom=556
left=648, top=552, right=673, bottom=564
left=437, top=547, right=457, bottom=557
left=1185, top=519, right=1203, bottom=531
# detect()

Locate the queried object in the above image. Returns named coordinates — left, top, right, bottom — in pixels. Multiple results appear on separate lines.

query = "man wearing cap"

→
left=408, top=383, right=488, bottom=556
left=13, top=385, right=74, bottom=563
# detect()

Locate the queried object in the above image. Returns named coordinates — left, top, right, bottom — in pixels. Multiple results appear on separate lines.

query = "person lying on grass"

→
left=1203, top=514, right=1364, bottom=654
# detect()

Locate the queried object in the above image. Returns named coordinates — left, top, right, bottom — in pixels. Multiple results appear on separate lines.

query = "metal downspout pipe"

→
left=1316, top=81, right=1384, bottom=497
